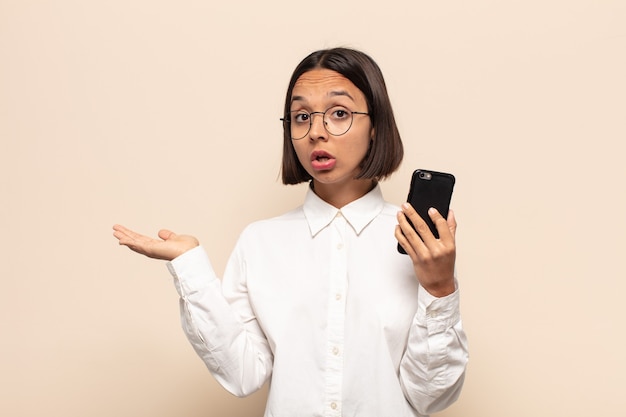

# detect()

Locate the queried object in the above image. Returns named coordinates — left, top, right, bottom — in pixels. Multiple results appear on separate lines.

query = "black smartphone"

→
left=397, top=169, right=455, bottom=254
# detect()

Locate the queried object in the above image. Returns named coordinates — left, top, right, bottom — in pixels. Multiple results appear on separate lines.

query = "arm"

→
left=112, top=225, right=273, bottom=396
left=168, top=245, right=273, bottom=397
left=399, top=285, right=468, bottom=415
left=395, top=205, right=469, bottom=414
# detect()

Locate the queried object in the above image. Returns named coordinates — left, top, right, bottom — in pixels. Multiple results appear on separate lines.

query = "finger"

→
left=112, top=224, right=131, bottom=239
left=112, top=224, right=142, bottom=240
left=112, top=225, right=155, bottom=252
left=447, top=209, right=457, bottom=237
left=396, top=208, right=428, bottom=258
left=158, top=229, right=177, bottom=241
left=395, top=223, right=418, bottom=259
left=396, top=207, right=418, bottom=243
left=112, top=224, right=134, bottom=244
left=426, top=208, right=457, bottom=246
left=400, top=203, right=437, bottom=246
left=426, top=207, right=450, bottom=240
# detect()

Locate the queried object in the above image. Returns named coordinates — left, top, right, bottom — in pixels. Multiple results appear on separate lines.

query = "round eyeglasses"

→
left=281, top=106, right=369, bottom=140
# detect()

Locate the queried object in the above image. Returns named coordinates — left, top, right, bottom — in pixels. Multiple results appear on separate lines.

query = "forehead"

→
left=292, top=69, right=365, bottom=103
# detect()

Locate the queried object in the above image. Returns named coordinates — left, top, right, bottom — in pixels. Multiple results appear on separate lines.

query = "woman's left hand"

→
left=395, top=203, right=457, bottom=297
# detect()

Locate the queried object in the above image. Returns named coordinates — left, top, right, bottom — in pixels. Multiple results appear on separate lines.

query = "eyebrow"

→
left=291, top=90, right=356, bottom=103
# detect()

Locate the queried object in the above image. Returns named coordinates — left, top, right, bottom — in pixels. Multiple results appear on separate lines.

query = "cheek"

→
left=352, top=124, right=374, bottom=153
left=292, top=143, right=311, bottom=168
left=349, top=136, right=373, bottom=162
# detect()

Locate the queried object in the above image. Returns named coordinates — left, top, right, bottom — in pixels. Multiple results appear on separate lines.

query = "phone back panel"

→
left=398, top=169, right=455, bottom=254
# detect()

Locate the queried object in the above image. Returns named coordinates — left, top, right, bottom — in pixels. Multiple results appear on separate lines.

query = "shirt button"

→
left=330, top=402, right=338, bottom=410
left=332, top=346, right=340, bottom=355
left=336, top=243, right=343, bottom=250
left=335, top=293, right=342, bottom=301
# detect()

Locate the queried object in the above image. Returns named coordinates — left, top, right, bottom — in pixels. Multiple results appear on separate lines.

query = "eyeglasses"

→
left=281, top=106, right=369, bottom=140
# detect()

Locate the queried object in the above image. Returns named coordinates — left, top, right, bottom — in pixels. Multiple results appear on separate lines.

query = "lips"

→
left=310, top=150, right=336, bottom=171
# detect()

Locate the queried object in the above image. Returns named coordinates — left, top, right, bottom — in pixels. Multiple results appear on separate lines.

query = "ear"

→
left=370, top=126, right=376, bottom=140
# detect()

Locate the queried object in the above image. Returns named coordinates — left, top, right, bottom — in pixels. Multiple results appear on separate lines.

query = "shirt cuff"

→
left=166, top=245, right=218, bottom=297
left=415, top=280, right=461, bottom=334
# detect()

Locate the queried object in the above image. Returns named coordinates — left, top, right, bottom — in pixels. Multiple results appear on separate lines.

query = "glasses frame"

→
left=281, top=107, right=369, bottom=140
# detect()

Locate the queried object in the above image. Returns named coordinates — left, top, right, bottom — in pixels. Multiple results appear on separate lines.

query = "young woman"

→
left=113, top=47, right=468, bottom=417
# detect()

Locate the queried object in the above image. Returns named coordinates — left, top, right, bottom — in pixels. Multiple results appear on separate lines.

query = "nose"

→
left=308, top=112, right=328, bottom=141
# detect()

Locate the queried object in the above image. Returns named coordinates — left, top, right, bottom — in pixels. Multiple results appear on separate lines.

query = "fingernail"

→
left=402, top=203, right=410, bottom=210
left=429, top=207, right=438, bottom=214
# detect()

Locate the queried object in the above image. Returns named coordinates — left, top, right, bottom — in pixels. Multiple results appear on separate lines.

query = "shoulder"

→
left=239, top=206, right=307, bottom=239
left=382, top=200, right=400, bottom=213
left=378, top=201, right=401, bottom=222
left=231, top=206, right=309, bottom=257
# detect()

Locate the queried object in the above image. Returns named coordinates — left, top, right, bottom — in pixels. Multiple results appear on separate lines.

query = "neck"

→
left=311, top=179, right=376, bottom=208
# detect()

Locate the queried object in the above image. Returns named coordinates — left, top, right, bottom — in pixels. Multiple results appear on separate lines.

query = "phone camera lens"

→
left=418, top=171, right=432, bottom=180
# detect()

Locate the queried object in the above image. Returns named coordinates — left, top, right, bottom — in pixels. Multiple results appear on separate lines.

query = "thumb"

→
left=158, top=229, right=177, bottom=241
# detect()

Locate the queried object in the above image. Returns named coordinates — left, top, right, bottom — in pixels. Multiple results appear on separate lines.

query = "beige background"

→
left=1, top=1, right=625, bottom=416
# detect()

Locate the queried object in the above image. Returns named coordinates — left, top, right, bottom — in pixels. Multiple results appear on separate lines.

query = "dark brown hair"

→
left=281, top=47, right=404, bottom=184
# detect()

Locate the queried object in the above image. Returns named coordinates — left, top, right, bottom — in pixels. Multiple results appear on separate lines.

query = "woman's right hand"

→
left=112, top=224, right=199, bottom=261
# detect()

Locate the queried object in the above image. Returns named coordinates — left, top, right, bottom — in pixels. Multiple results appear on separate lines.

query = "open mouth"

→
left=310, top=150, right=336, bottom=170
left=311, top=150, right=334, bottom=161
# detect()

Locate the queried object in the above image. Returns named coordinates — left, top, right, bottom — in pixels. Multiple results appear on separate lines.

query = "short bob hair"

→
left=281, top=47, right=404, bottom=185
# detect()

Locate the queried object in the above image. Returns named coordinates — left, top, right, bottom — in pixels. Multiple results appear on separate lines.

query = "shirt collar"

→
left=303, top=183, right=386, bottom=237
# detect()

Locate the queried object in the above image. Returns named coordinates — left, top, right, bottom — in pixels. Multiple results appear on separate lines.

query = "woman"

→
left=113, top=47, right=468, bottom=417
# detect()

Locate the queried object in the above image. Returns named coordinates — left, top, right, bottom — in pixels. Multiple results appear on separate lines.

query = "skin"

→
left=395, top=206, right=457, bottom=297
left=289, top=68, right=374, bottom=208
left=113, top=68, right=457, bottom=298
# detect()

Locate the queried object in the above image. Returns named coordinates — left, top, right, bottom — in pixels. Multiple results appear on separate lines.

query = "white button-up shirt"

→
left=167, top=185, right=468, bottom=417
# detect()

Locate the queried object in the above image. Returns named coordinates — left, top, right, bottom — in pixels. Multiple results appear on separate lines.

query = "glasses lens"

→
left=324, top=106, right=353, bottom=136
left=289, top=111, right=310, bottom=140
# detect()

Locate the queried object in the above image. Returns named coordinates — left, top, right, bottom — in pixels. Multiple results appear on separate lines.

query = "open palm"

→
left=112, top=224, right=199, bottom=261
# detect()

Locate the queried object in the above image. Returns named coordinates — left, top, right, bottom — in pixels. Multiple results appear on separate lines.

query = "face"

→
left=290, top=68, right=374, bottom=193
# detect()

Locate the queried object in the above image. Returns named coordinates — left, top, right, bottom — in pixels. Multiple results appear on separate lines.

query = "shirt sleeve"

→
left=399, top=281, right=469, bottom=416
left=166, top=245, right=273, bottom=397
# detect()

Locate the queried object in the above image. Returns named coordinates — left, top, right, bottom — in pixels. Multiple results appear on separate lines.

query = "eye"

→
left=292, top=111, right=310, bottom=124
left=328, top=107, right=350, bottom=120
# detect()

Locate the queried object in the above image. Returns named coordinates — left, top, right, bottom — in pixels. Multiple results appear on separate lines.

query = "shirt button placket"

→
left=325, top=211, right=347, bottom=417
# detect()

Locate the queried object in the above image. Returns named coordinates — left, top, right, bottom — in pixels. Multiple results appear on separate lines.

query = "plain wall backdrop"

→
left=1, top=1, right=625, bottom=416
